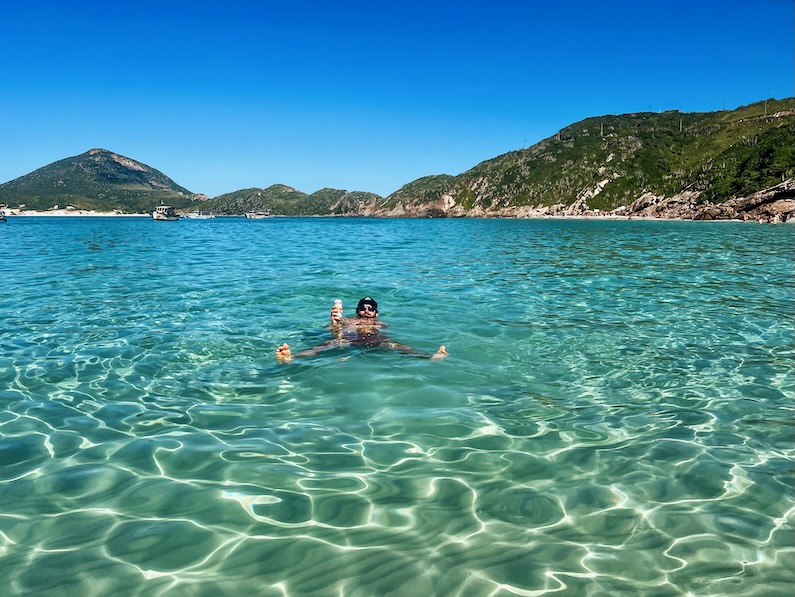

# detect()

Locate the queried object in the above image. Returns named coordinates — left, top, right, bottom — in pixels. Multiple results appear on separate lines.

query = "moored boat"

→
left=245, top=210, right=271, bottom=219
left=152, top=205, right=180, bottom=221
left=183, top=210, right=216, bottom=219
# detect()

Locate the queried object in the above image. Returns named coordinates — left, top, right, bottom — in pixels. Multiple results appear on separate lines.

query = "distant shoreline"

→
left=3, top=209, right=791, bottom=223
left=7, top=209, right=148, bottom=217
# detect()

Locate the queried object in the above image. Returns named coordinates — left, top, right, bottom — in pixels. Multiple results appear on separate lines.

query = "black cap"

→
left=356, top=297, right=378, bottom=311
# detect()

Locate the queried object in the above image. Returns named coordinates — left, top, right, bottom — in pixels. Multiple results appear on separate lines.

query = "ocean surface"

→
left=1, top=216, right=793, bottom=596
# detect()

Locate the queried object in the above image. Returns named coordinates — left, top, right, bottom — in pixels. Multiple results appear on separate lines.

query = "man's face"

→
left=357, top=304, right=378, bottom=318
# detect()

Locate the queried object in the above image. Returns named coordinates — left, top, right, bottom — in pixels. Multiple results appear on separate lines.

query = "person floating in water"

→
left=275, top=296, right=448, bottom=363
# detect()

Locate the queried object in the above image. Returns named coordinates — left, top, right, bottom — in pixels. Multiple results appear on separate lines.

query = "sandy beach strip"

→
left=2, top=210, right=785, bottom=223
left=6, top=209, right=148, bottom=217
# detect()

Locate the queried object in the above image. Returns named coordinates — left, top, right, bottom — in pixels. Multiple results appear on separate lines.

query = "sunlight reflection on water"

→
left=0, top=217, right=793, bottom=596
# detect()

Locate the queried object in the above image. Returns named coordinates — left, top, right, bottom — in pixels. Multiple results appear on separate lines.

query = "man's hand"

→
left=275, top=343, right=293, bottom=364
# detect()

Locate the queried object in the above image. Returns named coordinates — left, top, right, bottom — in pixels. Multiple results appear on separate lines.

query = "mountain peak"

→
left=0, top=149, right=194, bottom=212
left=82, top=148, right=148, bottom=171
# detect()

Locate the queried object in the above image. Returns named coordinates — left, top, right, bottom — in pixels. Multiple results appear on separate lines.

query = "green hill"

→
left=0, top=148, right=199, bottom=212
left=2, top=98, right=792, bottom=217
left=383, top=98, right=794, bottom=215
left=202, top=185, right=382, bottom=216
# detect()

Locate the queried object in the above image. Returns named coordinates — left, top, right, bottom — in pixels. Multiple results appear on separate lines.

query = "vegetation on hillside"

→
left=385, top=98, right=794, bottom=212
left=203, top=185, right=382, bottom=216
left=1, top=99, right=791, bottom=216
left=0, top=148, right=196, bottom=212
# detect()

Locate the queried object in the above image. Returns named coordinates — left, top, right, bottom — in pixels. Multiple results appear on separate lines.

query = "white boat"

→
left=152, top=205, right=180, bottom=221
left=183, top=210, right=216, bottom=219
left=0, top=204, right=7, bottom=222
left=245, top=211, right=271, bottom=219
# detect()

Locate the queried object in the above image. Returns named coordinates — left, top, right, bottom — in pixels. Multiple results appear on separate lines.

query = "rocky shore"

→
left=4, top=179, right=793, bottom=223
left=622, top=179, right=795, bottom=223
left=365, top=179, right=795, bottom=222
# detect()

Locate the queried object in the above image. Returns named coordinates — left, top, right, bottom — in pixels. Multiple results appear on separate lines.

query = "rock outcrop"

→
left=719, top=179, right=795, bottom=222
left=361, top=178, right=795, bottom=222
left=624, top=179, right=794, bottom=222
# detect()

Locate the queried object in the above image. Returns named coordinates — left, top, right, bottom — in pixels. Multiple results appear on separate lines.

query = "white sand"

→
left=7, top=209, right=148, bottom=217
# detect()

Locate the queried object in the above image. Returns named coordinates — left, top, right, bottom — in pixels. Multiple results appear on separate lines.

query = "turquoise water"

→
left=1, top=216, right=793, bottom=596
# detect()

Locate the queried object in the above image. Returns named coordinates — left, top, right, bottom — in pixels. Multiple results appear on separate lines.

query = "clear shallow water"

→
left=1, top=216, right=793, bottom=596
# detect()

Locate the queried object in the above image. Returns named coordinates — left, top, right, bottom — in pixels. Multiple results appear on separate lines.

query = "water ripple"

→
left=0, top=217, right=792, bottom=596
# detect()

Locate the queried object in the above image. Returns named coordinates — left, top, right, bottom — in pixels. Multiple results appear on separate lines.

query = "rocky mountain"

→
left=371, top=98, right=794, bottom=220
left=0, top=148, right=200, bottom=212
left=2, top=98, right=792, bottom=221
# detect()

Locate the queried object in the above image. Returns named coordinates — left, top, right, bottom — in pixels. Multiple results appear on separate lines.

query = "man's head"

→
left=356, top=297, right=378, bottom=318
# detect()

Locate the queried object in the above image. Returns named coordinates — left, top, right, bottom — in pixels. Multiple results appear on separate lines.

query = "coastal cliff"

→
left=363, top=98, right=794, bottom=222
left=361, top=178, right=795, bottom=222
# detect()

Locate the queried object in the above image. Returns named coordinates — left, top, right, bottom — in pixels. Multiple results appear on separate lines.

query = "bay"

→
left=1, top=216, right=793, bottom=596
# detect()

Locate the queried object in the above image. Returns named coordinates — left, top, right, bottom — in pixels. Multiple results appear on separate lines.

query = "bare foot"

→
left=275, top=343, right=292, bottom=364
left=430, top=345, right=448, bottom=360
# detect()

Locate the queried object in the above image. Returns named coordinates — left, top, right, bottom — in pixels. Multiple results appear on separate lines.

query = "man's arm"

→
left=386, top=342, right=448, bottom=360
left=275, top=339, right=351, bottom=364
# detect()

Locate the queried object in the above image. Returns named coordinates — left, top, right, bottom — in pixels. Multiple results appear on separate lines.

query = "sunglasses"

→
left=358, top=304, right=376, bottom=312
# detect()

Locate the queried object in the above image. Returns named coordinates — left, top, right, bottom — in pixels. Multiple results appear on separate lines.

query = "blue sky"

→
left=1, top=0, right=792, bottom=198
